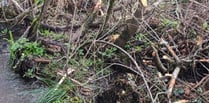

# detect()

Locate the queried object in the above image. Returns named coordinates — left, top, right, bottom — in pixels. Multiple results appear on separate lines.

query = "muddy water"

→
left=0, top=40, right=46, bottom=103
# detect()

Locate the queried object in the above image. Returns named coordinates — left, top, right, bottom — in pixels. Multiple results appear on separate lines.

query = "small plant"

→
left=178, top=0, right=190, bottom=3
left=9, top=37, right=44, bottom=61
left=161, top=18, right=178, bottom=28
left=99, top=47, right=117, bottom=58
left=125, top=33, right=150, bottom=51
left=202, top=22, right=208, bottom=30
left=40, top=29, right=67, bottom=40
left=34, top=0, right=44, bottom=5
left=6, top=32, right=45, bottom=78
left=191, top=98, right=204, bottom=103
left=0, top=28, right=8, bottom=35
left=173, top=88, right=184, bottom=97
left=23, top=68, right=35, bottom=78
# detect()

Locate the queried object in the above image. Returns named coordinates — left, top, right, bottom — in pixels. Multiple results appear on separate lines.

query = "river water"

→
left=0, top=39, right=46, bottom=103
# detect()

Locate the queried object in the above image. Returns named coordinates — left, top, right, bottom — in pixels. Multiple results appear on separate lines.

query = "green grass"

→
left=38, top=87, right=67, bottom=103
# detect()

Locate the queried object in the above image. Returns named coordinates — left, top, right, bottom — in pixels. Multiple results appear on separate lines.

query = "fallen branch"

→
left=198, top=59, right=209, bottom=62
left=55, top=68, right=75, bottom=90
left=152, top=45, right=168, bottom=74
left=33, top=58, right=51, bottom=64
left=160, top=39, right=180, bottom=63
left=160, top=39, right=182, bottom=99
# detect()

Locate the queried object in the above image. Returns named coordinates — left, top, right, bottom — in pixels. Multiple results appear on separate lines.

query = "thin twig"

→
left=160, top=39, right=180, bottom=63
left=10, top=0, right=24, bottom=12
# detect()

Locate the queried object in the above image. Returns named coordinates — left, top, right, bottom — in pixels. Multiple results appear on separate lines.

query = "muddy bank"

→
left=0, top=40, right=46, bottom=103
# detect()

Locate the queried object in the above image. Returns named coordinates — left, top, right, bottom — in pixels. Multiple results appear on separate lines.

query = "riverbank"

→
left=0, top=40, right=45, bottom=103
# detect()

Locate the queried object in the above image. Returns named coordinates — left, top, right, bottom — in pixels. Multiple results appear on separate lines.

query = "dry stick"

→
left=40, top=22, right=101, bottom=31
left=55, top=68, right=75, bottom=90
left=162, top=55, right=175, bottom=64
left=33, top=58, right=51, bottom=64
left=21, top=26, right=31, bottom=38
left=55, top=73, right=67, bottom=91
left=10, top=0, right=24, bottom=12
left=167, top=66, right=180, bottom=98
left=161, top=39, right=180, bottom=63
left=152, top=45, right=168, bottom=74
left=0, top=7, right=30, bottom=22
left=161, top=39, right=181, bottom=99
left=190, top=0, right=209, bottom=9
left=95, top=40, right=154, bottom=102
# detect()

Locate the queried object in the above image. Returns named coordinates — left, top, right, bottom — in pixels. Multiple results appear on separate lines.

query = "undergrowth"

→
left=2, top=0, right=209, bottom=102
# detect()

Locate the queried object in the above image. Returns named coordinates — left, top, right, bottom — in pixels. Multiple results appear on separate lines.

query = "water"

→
left=0, top=40, right=46, bottom=103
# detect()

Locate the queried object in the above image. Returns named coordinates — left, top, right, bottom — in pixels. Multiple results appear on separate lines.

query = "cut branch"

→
left=152, top=45, right=168, bottom=74
left=167, top=66, right=180, bottom=99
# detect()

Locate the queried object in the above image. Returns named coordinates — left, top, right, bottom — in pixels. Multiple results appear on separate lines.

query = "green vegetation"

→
left=8, top=35, right=44, bottom=61
left=40, top=30, right=67, bottom=41
left=99, top=47, right=117, bottom=58
left=0, top=28, right=8, bottom=35
left=6, top=31, right=45, bottom=78
left=38, top=88, right=68, bottom=103
left=9, top=37, right=44, bottom=58
left=161, top=18, right=178, bottom=28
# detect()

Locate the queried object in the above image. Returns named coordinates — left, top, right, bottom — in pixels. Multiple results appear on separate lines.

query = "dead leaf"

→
left=108, top=34, right=120, bottom=42
left=141, top=0, right=147, bottom=7
left=196, top=35, right=203, bottom=46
